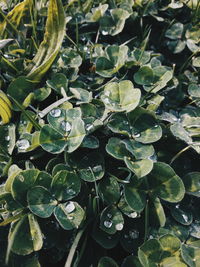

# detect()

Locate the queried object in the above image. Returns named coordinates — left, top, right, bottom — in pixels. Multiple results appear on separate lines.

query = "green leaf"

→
left=99, top=177, right=120, bottom=204
left=122, top=256, right=143, bottom=267
left=123, top=139, right=154, bottom=159
left=98, top=256, right=119, bottom=267
left=159, top=234, right=181, bottom=254
left=181, top=244, right=200, bottom=267
left=152, top=197, right=166, bottom=227
left=101, top=80, right=141, bottom=112
left=40, top=125, right=66, bottom=154
left=170, top=204, right=193, bottom=225
left=165, top=23, right=184, bottom=40
left=96, top=45, right=128, bottom=77
left=124, top=181, right=146, bottom=212
left=134, top=66, right=154, bottom=86
left=128, top=108, right=162, bottom=144
left=170, top=123, right=192, bottom=144
left=51, top=170, right=81, bottom=201
left=78, top=152, right=105, bottom=182
left=138, top=239, right=163, bottom=266
left=182, top=172, right=200, bottom=197
left=188, top=84, right=200, bottom=98
left=46, top=73, right=68, bottom=95
left=7, top=76, right=35, bottom=111
left=8, top=214, right=43, bottom=256
left=92, top=224, right=120, bottom=249
left=100, top=205, right=124, bottom=235
left=54, top=202, right=85, bottom=230
left=147, top=162, right=185, bottom=202
left=11, top=169, right=40, bottom=206
left=100, top=8, right=130, bottom=36
left=106, top=138, right=131, bottom=160
left=26, top=0, right=66, bottom=81
left=0, top=123, right=15, bottom=155
left=27, top=186, right=57, bottom=218
left=124, top=157, right=153, bottom=178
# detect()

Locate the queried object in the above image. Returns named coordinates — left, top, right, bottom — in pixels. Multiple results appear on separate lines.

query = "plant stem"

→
left=64, top=228, right=85, bottom=267
left=170, top=145, right=191, bottom=165
left=144, top=199, right=149, bottom=241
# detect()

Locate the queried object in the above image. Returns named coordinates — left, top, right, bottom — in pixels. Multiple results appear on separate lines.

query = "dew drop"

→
left=18, top=175, right=24, bottom=182
left=128, top=212, right=138, bottom=218
left=133, top=133, right=141, bottom=138
left=102, top=30, right=108, bottom=35
left=86, top=124, right=93, bottom=131
left=104, top=98, right=110, bottom=104
left=182, top=214, right=189, bottom=222
left=93, top=165, right=103, bottom=172
left=129, top=229, right=139, bottom=239
left=175, top=204, right=180, bottom=209
left=107, top=213, right=112, bottom=219
left=68, top=216, right=74, bottom=220
left=65, top=202, right=75, bottom=213
left=50, top=109, right=61, bottom=118
left=66, top=188, right=76, bottom=195
left=61, top=121, right=71, bottom=132
left=5, top=136, right=10, bottom=141
left=104, top=220, right=112, bottom=228
left=154, top=124, right=159, bottom=128
left=16, top=139, right=30, bottom=150
left=115, top=223, right=124, bottom=231
left=104, top=91, right=110, bottom=97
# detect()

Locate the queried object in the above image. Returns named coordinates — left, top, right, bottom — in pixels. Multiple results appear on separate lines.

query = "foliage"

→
left=0, top=0, right=200, bottom=266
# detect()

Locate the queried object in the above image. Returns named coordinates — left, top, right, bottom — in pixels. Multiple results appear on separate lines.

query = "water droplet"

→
left=93, top=165, right=103, bottom=172
left=107, top=213, right=112, bottom=219
left=128, top=212, right=138, bottom=218
left=115, top=223, right=124, bottom=231
left=175, top=204, right=180, bottom=209
left=104, top=220, right=112, bottom=228
left=105, top=91, right=110, bottom=97
left=18, top=175, right=24, bottom=182
left=16, top=139, right=30, bottom=150
left=50, top=109, right=61, bottom=118
left=104, top=98, right=110, bottom=104
left=5, top=136, right=10, bottom=141
left=133, top=133, right=141, bottom=138
left=61, top=121, right=71, bottom=132
left=86, top=124, right=93, bottom=131
left=154, top=124, right=159, bottom=128
left=68, top=216, right=74, bottom=220
left=182, top=214, right=188, bottom=222
left=66, top=188, right=76, bottom=195
left=65, top=202, right=75, bottom=213
left=102, top=30, right=108, bottom=35
left=129, top=230, right=139, bottom=239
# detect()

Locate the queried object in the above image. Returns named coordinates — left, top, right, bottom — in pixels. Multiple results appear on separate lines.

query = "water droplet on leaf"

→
left=93, top=165, right=103, bottom=172
left=102, top=30, right=108, bottom=35
left=115, top=223, right=123, bottom=231
left=61, top=121, right=71, bottom=132
left=107, top=213, right=112, bottom=219
left=65, top=202, right=75, bottom=213
left=104, top=220, right=112, bottom=228
left=5, top=136, right=10, bottom=141
left=128, top=212, right=138, bottom=218
left=16, top=139, right=30, bottom=150
left=50, top=109, right=61, bottom=118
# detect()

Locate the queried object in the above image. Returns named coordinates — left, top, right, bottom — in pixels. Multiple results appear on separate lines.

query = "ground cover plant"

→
left=0, top=0, right=200, bottom=266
